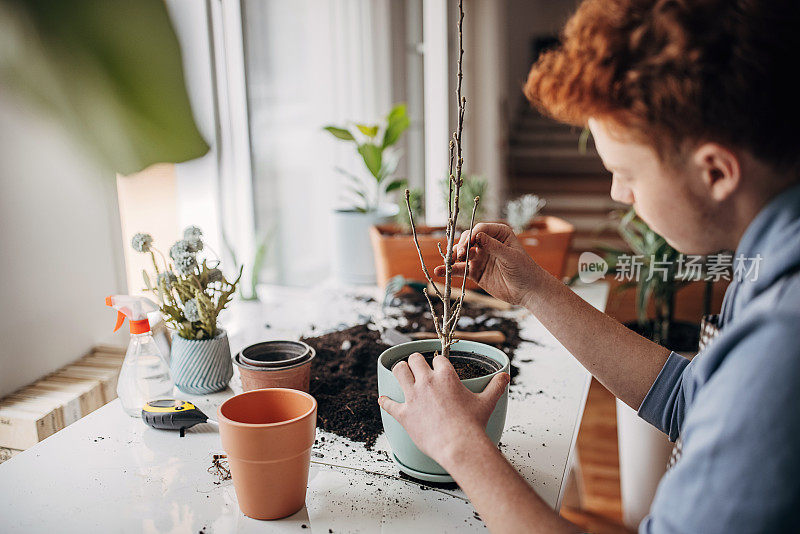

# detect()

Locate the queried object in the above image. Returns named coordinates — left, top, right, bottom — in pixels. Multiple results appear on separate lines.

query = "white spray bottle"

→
left=106, top=295, right=174, bottom=417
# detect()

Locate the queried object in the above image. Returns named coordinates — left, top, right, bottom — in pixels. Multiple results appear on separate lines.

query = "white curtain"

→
left=243, top=0, right=395, bottom=286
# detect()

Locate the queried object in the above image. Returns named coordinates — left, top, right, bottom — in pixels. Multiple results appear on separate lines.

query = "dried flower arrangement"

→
left=131, top=226, right=241, bottom=340
left=403, top=0, right=478, bottom=358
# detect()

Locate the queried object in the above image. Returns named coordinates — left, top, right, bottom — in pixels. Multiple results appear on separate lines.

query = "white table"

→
left=0, top=282, right=608, bottom=533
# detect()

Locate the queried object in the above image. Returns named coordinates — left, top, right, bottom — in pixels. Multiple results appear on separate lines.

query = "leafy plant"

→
left=592, top=209, right=696, bottom=345
left=1, top=0, right=208, bottom=174
left=131, top=227, right=241, bottom=340
left=324, top=103, right=410, bottom=212
left=506, top=194, right=546, bottom=233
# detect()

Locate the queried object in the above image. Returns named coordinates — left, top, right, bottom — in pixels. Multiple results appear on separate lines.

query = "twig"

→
left=448, top=196, right=480, bottom=337
left=405, top=190, right=443, bottom=300
left=403, top=0, right=468, bottom=358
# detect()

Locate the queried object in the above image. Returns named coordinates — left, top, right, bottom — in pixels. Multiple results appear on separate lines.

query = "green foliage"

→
left=323, top=103, right=410, bottom=211
left=240, top=229, right=272, bottom=302
left=442, top=175, right=487, bottom=230
left=396, top=188, right=424, bottom=231
left=594, top=209, right=693, bottom=345
left=0, top=0, right=209, bottom=174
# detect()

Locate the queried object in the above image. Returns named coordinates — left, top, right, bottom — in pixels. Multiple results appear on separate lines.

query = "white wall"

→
left=0, top=95, right=127, bottom=398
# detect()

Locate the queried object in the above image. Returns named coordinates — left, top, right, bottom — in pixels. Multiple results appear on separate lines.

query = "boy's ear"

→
left=693, top=143, right=741, bottom=202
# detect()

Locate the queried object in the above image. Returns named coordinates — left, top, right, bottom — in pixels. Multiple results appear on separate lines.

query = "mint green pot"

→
left=377, top=339, right=510, bottom=478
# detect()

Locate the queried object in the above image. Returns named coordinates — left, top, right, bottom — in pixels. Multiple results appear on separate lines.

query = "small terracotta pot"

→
left=218, top=388, right=317, bottom=520
left=234, top=341, right=315, bottom=393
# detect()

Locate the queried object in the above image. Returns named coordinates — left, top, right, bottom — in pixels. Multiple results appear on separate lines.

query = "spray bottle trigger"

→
left=114, top=311, right=126, bottom=332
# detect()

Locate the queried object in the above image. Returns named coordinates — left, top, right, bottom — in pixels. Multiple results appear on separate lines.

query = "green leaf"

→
left=384, top=178, right=407, bottom=193
left=378, top=150, right=401, bottom=182
left=356, top=124, right=379, bottom=138
left=382, top=105, right=410, bottom=148
left=323, top=126, right=355, bottom=141
left=386, top=103, right=407, bottom=125
left=357, top=143, right=383, bottom=180
left=3, top=0, right=209, bottom=175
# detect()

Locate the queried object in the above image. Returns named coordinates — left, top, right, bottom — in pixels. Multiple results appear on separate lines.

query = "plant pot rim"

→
left=373, top=215, right=575, bottom=238
left=378, top=339, right=509, bottom=384
left=172, top=328, right=228, bottom=342
left=218, top=387, right=317, bottom=428
left=334, top=204, right=398, bottom=216
left=233, top=348, right=316, bottom=372
left=239, top=340, right=313, bottom=368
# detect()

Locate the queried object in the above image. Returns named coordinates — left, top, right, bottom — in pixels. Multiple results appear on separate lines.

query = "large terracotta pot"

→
left=370, top=216, right=575, bottom=290
left=218, top=388, right=317, bottom=520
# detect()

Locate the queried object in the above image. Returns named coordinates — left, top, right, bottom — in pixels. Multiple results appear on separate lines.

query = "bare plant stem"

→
left=403, top=0, right=478, bottom=358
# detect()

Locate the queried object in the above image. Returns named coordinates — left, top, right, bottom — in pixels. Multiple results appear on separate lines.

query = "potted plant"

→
left=582, top=208, right=713, bottom=528
left=131, top=226, right=241, bottom=394
left=323, top=104, right=410, bottom=284
left=371, top=186, right=576, bottom=289
left=377, top=0, right=510, bottom=483
left=370, top=175, right=488, bottom=291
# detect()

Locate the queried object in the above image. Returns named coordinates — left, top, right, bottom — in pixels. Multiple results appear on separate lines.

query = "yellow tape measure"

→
left=142, top=399, right=214, bottom=435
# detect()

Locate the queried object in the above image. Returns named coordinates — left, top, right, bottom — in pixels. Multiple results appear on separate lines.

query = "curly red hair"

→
left=525, top=0, right=800, bottom=170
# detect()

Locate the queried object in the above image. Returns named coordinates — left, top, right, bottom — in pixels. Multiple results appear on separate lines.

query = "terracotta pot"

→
left=233, top=341, right=315, bottom=393
left=516, top=216, right=575, bottom=280
left=217, top=388, right=317, bottom=520
left=370, top=216, right=575, bottom=290
left=370, top=223, right=481, bottom=290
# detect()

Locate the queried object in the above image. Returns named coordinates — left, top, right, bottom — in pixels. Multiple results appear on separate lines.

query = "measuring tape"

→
left=141, top=399, right=217, bottom=435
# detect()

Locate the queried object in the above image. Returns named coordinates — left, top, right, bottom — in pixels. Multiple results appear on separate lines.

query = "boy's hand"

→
left=378, top=352, right=510, bottom=467
left=433, top=222, right=542, bottom=307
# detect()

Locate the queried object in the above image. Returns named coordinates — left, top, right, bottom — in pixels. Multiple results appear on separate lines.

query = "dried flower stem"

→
left=403, top=0, right=478, bottom=358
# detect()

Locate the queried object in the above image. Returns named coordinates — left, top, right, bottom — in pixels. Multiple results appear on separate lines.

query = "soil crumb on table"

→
left=302, top=295, right=525, bottom=448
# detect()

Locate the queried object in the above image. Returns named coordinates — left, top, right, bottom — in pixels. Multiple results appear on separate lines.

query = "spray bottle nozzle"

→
left=106, top=295, right=158, bottom=334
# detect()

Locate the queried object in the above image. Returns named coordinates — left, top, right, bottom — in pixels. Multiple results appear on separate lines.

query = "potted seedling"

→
left=377, top=0, right=510, bottom=483
left=506, top=194, right=575, bottom=279
left=131, top=227, right=241, bottom=394
left=324, top=104, right=410, bottom=284
left=371, top=187, right=576, bottom=289
left=370, top=175, right=489, bottom=291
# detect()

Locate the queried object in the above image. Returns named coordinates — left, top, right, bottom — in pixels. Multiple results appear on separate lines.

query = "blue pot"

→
left=377, top=339, right=509, bottom=481
left=171, top=329, right=233, bottom=394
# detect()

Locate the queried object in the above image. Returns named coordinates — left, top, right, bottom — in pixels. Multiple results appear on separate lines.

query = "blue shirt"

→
left=638, top=183, right=800, bottom=533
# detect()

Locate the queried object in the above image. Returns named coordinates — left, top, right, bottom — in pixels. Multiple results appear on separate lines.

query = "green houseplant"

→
left=593, top=208, right=711, bottom=349
left=132, top=226, right=241, bottom=394
left=370, top=175, right=490, bottom=291
left=323, top=104, right=410, bottom=284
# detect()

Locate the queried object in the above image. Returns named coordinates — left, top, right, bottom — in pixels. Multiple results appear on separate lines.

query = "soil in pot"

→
left=391, top=351, right=500, bottom=380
